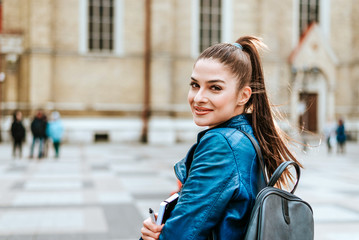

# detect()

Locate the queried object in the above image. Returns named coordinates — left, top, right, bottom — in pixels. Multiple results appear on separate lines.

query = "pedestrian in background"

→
left=336, top=118, right=346, bottom=154
left=323, top=118, right=336, bottom=154
left=46, top=111, right=64, bottom=159
left=140, top=36, right=302, bottom=240
left=10, top=110, right=26, bottom=159
left=29, top=110, right=47, bottom=159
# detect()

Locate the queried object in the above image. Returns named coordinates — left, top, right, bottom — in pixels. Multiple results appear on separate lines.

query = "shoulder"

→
left=206, top=127, right=237, bottom=138
left=190, top=130, right=237, bottom=174
left=201, top=127, right=258, bottom=170
left=201, top=127, right=254, bottom=151
left=194, top=127, right=256, bottom=167
left=196, top=128, right=237, bottom=156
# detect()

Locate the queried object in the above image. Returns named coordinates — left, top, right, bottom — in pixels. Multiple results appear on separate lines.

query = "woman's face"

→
left=188, top=58, right=248, bottom=128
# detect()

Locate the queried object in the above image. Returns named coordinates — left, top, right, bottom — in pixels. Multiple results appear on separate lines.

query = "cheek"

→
left=216, top=97, right=229, bottom=108
left=217, top=94, right=238, bottom=109
left=187, top=91, right=193, bottom=104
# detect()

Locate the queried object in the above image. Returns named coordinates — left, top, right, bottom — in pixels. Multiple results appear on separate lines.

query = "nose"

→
left=193, top=89, right=208, bottom=104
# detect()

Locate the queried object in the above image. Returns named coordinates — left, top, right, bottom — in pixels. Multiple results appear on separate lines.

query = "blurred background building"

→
left=0, top=0, right=358, bottom=144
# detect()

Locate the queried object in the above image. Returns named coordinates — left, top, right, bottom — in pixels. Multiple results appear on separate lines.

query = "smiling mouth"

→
left=193, top=106, right=213, bottom=115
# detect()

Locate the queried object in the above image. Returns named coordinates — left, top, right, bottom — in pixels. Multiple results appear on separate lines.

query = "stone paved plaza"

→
left=0, top=139, right=358, bottom=240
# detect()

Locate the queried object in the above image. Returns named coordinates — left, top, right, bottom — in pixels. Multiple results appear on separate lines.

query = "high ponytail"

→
left=237, top=36, right=302, bottom=187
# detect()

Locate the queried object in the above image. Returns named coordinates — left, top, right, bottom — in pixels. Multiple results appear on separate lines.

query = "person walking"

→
left=46, top=111, right=64, bottom=158
left=336, top=119, right=346, bottom=154
left=140, top=36, right=302, bottom=240
left=323, top=118, right=336, bottom=154
left=29, top=110, right=47, bottom=159
left=10, top=110, right=26, bottom=159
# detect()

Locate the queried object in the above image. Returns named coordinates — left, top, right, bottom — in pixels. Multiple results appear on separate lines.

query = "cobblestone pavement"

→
left=0, top=140, right=358, bottom=240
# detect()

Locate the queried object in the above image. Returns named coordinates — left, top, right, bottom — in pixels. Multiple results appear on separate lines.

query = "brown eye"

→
left=190, top=82, right=200, bottom=88
left=211, top=85, right=222, bottom=91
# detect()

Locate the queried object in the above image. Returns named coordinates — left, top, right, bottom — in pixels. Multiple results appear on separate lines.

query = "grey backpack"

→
left=240, top=131, right=314, bottom=240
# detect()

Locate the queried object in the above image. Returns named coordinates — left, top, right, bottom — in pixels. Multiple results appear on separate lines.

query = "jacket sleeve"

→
left=30, top=120, right=35, bottom=134
left=11, top=123, right=15, bottom=138
left=160, top=132, right=238, bottom=240
left=22, top=124, right=26, bottom=140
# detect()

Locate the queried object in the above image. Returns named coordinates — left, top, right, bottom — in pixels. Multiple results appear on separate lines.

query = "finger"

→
left=141, top=219, right=163, bottom=240
left=143, top=218, right=163, bottom=233
left=141, top=226, right=161, bottom=240
left=141, top=234, right=156, bottom=240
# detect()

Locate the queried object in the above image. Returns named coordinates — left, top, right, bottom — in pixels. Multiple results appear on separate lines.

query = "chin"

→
left=193, top=119, right=210, bottom=127
left=194, top=119, right=217, bottom=128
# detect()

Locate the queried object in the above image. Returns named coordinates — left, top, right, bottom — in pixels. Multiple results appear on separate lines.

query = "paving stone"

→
left=0, top=141, right=358, bottom=240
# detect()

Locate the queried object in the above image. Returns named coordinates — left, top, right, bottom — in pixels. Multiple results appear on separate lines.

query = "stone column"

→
left=27, top=0, right=54, bottom=109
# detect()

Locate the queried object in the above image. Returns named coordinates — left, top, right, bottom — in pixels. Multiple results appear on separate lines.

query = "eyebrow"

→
left=190, top=77, right=225, bottom=84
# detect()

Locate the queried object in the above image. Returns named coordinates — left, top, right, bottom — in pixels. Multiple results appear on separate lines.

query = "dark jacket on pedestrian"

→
left=11, top=121, right=26, bottom=142
left=336, top=124, right=346, bottom=143
left=31, top=117, right=47, bottom=138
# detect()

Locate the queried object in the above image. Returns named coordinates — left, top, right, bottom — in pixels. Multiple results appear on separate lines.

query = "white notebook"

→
left=156, top=193, right=179, bottom=225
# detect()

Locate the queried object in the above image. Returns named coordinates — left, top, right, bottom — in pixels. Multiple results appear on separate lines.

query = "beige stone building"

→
left=0, top=0, right=358, bottom=143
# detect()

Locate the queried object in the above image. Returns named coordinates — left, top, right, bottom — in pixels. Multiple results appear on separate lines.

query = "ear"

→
left=237, top=86, right=252, bottom=106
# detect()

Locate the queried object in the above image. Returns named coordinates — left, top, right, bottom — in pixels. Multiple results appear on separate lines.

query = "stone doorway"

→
left=299, top=92, right=318, bottom=132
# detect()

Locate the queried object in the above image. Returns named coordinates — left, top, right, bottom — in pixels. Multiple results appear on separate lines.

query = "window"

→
left=80, top=0, right=123, bottom=55
left=299, top=0, right=319, bottom=37
left=88, top=0, right=114, bottom=52
left=199, top=0, right=222, bottom=52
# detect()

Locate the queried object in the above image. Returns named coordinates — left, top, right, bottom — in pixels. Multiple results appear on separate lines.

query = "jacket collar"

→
left=197, top=114, right=252, bottom=143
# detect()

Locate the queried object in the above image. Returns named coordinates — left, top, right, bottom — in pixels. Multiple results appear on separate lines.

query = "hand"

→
left=141, top=216, right=164, bottom=240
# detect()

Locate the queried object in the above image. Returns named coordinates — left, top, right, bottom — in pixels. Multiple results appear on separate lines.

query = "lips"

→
left=193, top=106, right=213, bottom=115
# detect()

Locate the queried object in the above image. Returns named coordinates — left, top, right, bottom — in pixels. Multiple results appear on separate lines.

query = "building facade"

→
left=0, top=0, right=358, bottom=143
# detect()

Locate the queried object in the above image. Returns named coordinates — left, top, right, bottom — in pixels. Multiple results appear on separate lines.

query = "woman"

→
left=141, top=36, right=301, bottom=240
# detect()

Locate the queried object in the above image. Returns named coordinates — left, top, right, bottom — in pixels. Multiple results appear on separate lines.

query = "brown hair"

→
left=196, top=36, right=302, bottom=187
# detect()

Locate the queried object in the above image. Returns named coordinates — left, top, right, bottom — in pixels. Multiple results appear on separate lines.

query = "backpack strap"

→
left=239, top=130, right=301, bottom=194
left=238, top=130, right=269, bottom=185
left=268, top=161, right=301, bottom=194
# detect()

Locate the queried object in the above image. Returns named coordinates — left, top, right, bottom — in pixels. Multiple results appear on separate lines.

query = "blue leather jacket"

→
left=159, top=114, right=265, bottom=240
